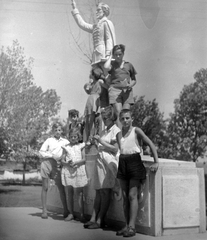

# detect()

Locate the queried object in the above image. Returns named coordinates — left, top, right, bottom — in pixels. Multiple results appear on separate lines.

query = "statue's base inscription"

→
left=163, top=175, right=199, bottom=228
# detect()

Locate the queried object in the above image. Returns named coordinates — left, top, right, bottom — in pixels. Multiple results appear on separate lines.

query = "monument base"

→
left=47, top=155, right=206, bottom=237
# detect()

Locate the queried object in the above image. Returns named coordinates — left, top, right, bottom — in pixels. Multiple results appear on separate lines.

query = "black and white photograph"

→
left=0, top=1, right=207, bottom=240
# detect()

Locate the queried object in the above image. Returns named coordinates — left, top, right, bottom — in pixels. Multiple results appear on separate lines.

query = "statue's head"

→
left=96, top=2, right=110, bottom=20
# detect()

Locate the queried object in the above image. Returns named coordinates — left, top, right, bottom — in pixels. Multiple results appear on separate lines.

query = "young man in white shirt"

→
left=39, top=123, right=69, bottom=219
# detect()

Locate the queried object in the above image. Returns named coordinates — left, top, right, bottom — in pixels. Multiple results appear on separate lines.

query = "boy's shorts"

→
left=40, top=158, right=61, bottom=183
left=117, top=153, right=146, bottom=181
left=108, top=87, right=134, bottom=105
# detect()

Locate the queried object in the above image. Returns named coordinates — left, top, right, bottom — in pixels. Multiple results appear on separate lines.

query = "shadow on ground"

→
left=1, top=182, right=41, bottom=186
left=29, top=210, right=66, bottom=221
left=0, top=189, right=21, bottom=194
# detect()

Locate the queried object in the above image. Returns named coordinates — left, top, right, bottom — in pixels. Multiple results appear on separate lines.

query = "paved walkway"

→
left=0, top=207, right=206, bottom=240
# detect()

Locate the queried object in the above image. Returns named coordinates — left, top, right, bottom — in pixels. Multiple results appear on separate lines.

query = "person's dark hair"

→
left=68, top=127, right=81, bottom=140
left=52, top=122, right=63, bottom=131
left=68, top=109, right=79, bottom=118
left=112, top=44, right=125, bottom=55
left=91, top=67, right=105, bottom=80
left=119, top=108, right=131, bottom=119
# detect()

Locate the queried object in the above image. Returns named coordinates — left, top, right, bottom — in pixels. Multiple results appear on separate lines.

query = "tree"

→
left=0, top=40, right=34, bottom=127
left=165, top=68, right=207, bottom=161
left=0, top=40, right=61, bottom=149
left=131, top=96, right=167, bottom=156
left=0, top=127, right=9, bottom=157
left=0, top=40, right=62, bottom=183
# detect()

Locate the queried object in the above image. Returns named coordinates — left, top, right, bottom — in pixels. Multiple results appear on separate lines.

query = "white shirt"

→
left=120, top=127, right=141, bottom=155
left=39, top=137, right=69, bottom=161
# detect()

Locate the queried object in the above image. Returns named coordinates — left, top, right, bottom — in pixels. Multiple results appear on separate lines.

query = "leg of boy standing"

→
left=116, top=179, right=130, bottom=235
left=41, top=178, right=49, bottom=219
left=40, top=159, right=69, bottom=219
left=40, top=159, right=52, bottom=219
left=39, top=123, right=70, bottom=219
left=54, top=172, right=69, bottom=218
left=128, top=180, right=139, bottom=230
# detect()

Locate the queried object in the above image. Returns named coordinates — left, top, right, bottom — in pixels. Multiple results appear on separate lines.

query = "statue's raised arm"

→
left=71, top=0, right=76, bottom=9
left=71, top=0, right=116, bottom=66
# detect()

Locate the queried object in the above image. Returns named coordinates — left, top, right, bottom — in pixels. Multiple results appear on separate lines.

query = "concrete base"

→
left=47, top=153, right=206, bottom=237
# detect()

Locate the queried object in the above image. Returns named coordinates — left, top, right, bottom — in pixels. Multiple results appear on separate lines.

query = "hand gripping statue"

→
left=71, top=0, right=116, bottom=67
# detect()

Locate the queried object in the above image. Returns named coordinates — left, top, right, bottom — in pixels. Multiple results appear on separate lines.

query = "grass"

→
left=0, top=182, right=42, bottom=207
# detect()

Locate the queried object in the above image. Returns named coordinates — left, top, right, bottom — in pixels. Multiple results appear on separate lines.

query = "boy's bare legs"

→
left=56, top=177, right=69, bottom=218
left=119, top=179, right=130, bottom=227
left=75, top=187, right=85, bottom=221
left=112, top=102, right=122, bottom=129
left=85, top=112, right=96, bottom=142
left=128, top=180, right=139, bottom=229
left=41, top=178, right=49, bottom=218
left=84, top=190, right=101, bottom=228
left=94, top=114, right=103, bottom=136
left=117, top=179, right=139, bottom=236
left=91, top=190, right=101, bottom=222
left=64, top=185, right=74, bottom=220
left=87, top=189, right=108, bottom=229
left=96, top=188, right=111, bottom=226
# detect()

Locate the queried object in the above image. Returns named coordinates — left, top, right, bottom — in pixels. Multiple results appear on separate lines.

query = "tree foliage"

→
left=131, top=96, right=167, bottom=156
left=0, top=40, right=61, bottom=157
left=165, top=68, right=207, bottom=161
left=0, top=127, right=9, bottom=156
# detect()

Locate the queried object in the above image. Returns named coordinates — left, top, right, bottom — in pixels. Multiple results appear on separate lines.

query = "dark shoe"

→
left=75, top=215, right=87, bottom=223
left=87, top=222, right=100, bottom=229
left=41, top=212, right=48, bottom=219
left=83, top=221, right=94, bottom=228
left=100, top=222, right=108, bottom=229
left=80, top=216, right=87, bottom=223
left=123, top=226, right=136, bottom=237
left=63, top=212, right=70, bottom=218
left=116, top=227, right=128, bottom=236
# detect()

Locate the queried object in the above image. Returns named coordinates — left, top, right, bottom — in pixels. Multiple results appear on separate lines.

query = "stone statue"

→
left=71, top=0, right=116, bottom=66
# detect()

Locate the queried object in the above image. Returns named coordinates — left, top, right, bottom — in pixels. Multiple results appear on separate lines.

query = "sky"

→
left=0, top=0, right=207, bottom=121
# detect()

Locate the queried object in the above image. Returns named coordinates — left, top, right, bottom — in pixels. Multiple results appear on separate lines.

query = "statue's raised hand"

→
left=71, top=0, right=76, bottom=9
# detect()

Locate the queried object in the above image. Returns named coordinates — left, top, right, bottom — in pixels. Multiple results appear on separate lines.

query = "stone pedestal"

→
left=138, top=156, right=206, bottom=236
left=47, top=154, right=206, bottom=237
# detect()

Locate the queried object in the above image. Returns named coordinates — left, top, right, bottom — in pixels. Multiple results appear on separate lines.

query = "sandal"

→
left=83, top=221, right=94, bottom=228
left=116, top=227, right=128, bottom=236
left=123, top=226, right=136, bottom=237
left=64, top=214, right=74, bottom=221
left=41, top=212, right=48, bottom=219
left=87, top=222, right=100, bottom=229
